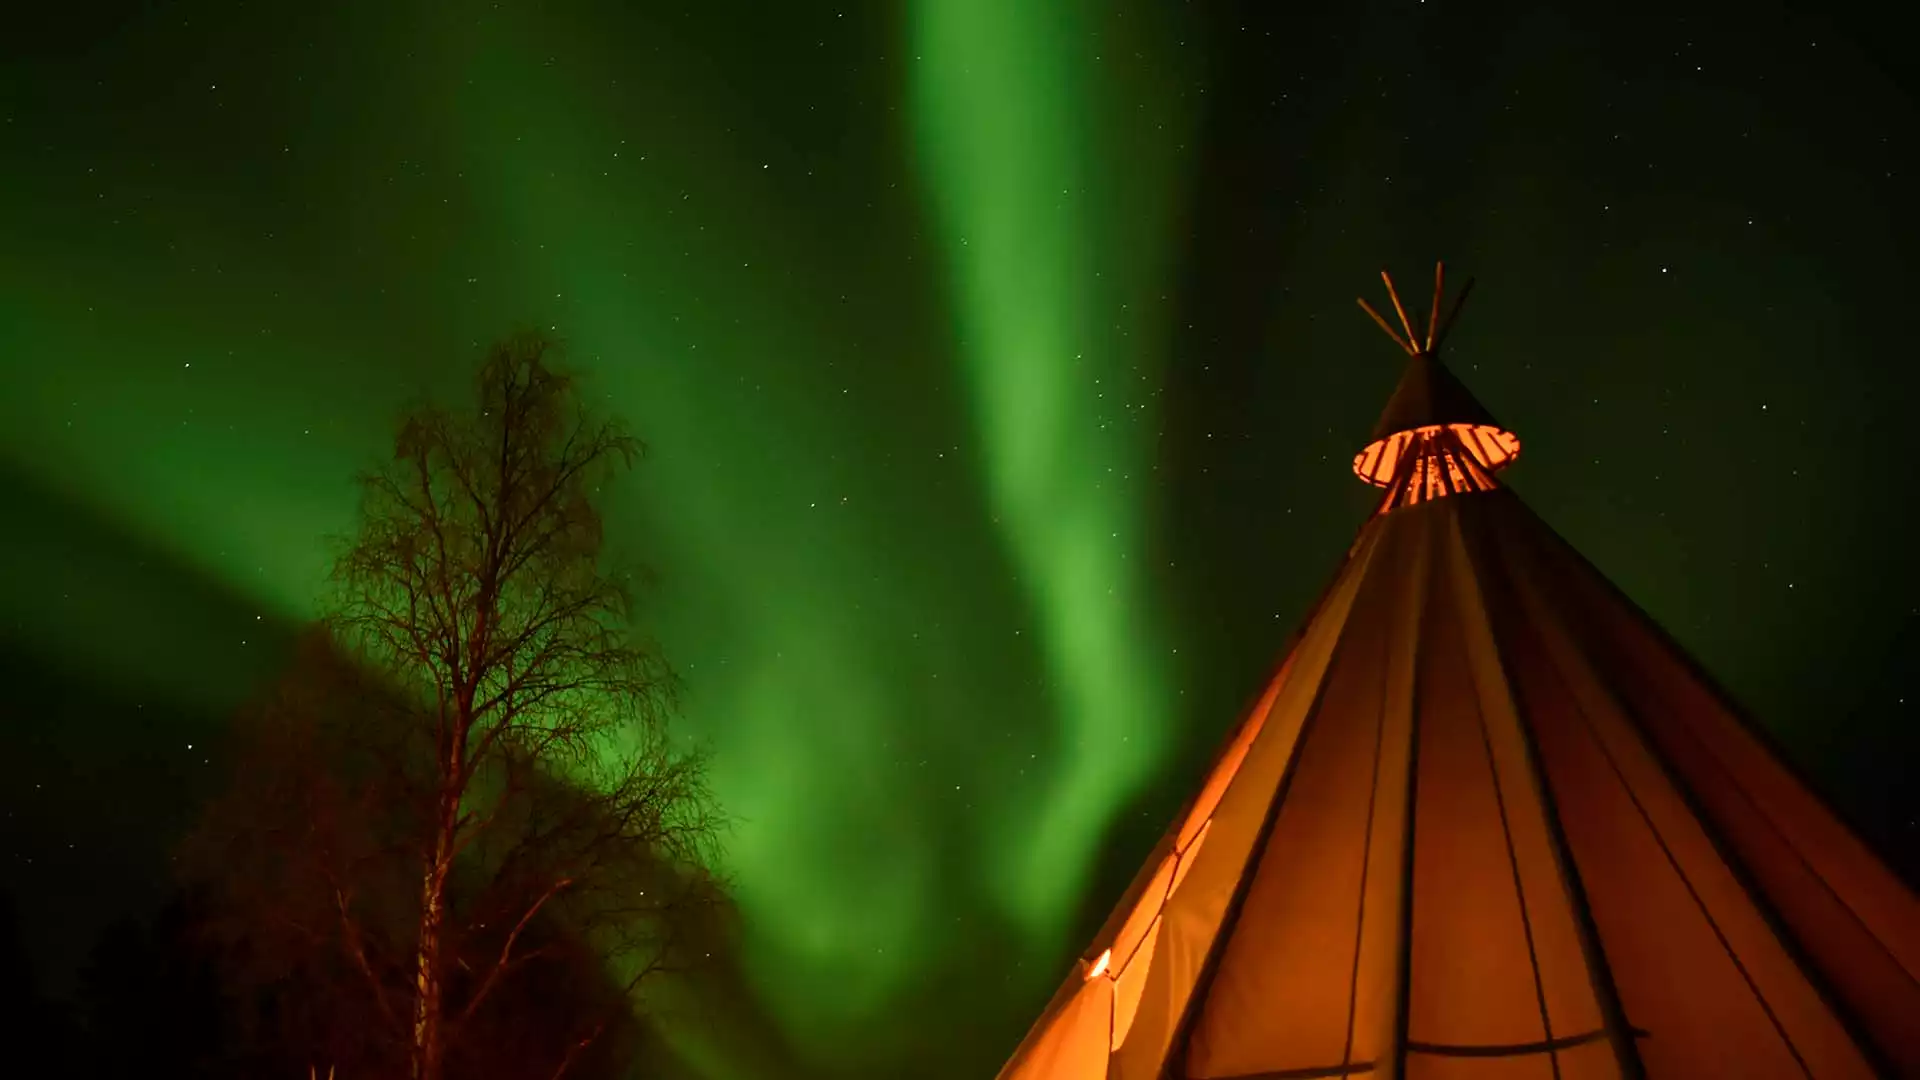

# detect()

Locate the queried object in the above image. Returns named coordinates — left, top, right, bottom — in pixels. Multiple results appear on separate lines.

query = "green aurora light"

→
left=908, top=0, right=1192, bottom=938
left=0, top=1, right=1196, bottom=1075
left=7, top=4, right=1916, bottom=1079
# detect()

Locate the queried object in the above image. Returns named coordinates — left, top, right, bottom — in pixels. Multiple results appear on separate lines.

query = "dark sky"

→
left=2, top=2, right=1915, bottom=1078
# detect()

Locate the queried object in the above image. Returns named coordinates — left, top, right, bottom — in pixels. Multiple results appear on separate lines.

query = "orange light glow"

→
left=1085, top=948, right=1112, bottom=981
left=1352, top=423, right=1521, bottom=488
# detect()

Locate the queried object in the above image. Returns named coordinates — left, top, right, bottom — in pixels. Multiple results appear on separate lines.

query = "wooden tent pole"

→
left=1426, top=262, right=1446, bottom=352
left=1381, top=270, right=1421, bottom=350
left=1357, top=298, right=1416, bottom=355
left=1430, top=277, right=1477, bottom=354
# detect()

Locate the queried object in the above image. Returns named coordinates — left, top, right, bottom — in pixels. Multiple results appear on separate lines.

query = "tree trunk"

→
left=410, top=800, right=457, bottom=1080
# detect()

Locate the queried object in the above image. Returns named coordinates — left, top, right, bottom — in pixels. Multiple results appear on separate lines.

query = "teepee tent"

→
left=995, top=266, right=1920, bottom=1080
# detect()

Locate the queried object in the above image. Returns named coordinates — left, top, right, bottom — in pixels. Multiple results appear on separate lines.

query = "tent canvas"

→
left=995, top=267, right=1920, bottom=1080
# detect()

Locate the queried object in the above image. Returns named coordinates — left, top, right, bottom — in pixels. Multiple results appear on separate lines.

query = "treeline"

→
left=0, top=885, right=670, bottom=1080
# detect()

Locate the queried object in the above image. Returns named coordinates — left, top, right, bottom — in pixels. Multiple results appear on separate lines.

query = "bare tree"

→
left=187, top=334, right=726, bottom=1080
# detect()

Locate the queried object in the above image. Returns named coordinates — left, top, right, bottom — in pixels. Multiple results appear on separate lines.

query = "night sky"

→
left=2, top=2, right=1916, bottom=1078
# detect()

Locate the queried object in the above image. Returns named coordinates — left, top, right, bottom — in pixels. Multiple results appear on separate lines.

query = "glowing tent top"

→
left=993, top=266, right=1920, bottom=1080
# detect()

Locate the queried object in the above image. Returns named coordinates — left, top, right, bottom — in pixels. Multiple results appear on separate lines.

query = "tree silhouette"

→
left=185, top=334, right=727, bottom=1080
left=74, top=891, right=231, bottom=1078
left=0, top=888, right=77, bottom=1077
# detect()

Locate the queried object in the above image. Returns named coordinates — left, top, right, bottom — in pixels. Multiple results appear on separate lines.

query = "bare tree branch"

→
left=334, top=886, right=400, bottom=1030
left=457, top=876, right=574, bottom=1027
left=182, top=333, right=726, bottom=1080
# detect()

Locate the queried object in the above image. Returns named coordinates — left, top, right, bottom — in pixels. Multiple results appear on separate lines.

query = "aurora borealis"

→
left=2, top=3, right=1916, bottom=1079
left=909, top=0, right=1192, bottom=939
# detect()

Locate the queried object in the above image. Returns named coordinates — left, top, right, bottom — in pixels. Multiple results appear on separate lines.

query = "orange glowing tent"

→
left=995, top=266, right=1920, bottom=1080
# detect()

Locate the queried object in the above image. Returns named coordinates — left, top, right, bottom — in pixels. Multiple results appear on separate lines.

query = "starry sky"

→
left=2, top=2, right=1916, bottom=1078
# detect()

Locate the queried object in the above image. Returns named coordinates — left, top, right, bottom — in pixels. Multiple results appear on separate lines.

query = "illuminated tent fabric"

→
left=995, top=266, right=1920, bottom=1080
